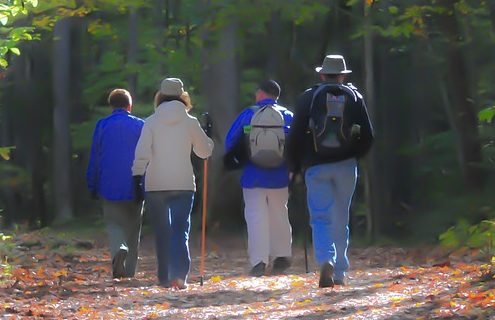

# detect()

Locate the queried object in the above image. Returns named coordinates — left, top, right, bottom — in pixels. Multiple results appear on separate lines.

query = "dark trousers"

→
left=103, top=200, right=143, bottom=277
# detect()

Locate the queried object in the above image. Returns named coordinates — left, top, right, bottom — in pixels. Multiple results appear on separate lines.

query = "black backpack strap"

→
left=309, top=84, right=330, bottom=113
left=309, top=83, right=359, bottom=113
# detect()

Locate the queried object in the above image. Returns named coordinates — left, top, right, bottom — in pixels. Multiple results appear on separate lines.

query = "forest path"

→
left=1, top=231, right=494, bottom=319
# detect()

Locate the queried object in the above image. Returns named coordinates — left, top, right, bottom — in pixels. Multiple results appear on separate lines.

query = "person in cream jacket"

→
left=132, top=77, right=213, bottom=289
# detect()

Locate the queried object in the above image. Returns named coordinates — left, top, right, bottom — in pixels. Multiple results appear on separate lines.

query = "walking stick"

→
left=199, top=112, right=212, bottom=286
left=200, top=158, right=208, bottom=286
left=304, top=224, right=309, bottom=273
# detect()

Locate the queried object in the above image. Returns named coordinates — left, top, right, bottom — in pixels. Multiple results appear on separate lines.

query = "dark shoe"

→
left=112, top=248, right=128, bottom=278
left=334, top=278, right=347, bottom=286
left=318, top=261, right=334, bottom=288
left=249, top=262, right=266, bottom=277
left=272, top=257, right=291, bottom=275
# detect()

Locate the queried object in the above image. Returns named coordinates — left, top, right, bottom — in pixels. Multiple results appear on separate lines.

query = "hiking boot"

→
left=112, top=248, right=128, bottom=278
left=249, top=262, right=266, bottom=277
left=334, top=278, right=347, bottom=286
left=272, top=257, right=291, bottom=275
left=318, top=261, right=334, bottom=288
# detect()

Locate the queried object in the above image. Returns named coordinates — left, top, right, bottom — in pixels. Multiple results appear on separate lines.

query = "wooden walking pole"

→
left=200, top=158, right=208, bottom=286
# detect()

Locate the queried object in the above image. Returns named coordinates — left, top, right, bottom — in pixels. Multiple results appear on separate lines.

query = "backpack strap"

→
left=249, top=104, right=284, bottom=128
left=309, top=83, right=358, bottom=113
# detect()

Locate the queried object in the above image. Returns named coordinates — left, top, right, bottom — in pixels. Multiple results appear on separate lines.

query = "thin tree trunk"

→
left=363, top=0, right=379, bottom=239
left=436, top=0, right=484, bottom=190
left=127, top=8, right=138, bottom=97
left=22, top=51, right=48, bottom=227
left=266, top=10, right=282, bottom=77
left=52, top=18, right=74, bottom=223
left=201, top=16, right=242, bottom=227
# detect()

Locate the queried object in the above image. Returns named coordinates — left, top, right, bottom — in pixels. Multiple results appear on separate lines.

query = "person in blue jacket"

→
left=86, top=89, right=145, bottom=278
left=225, top=80, right=293, bottom=277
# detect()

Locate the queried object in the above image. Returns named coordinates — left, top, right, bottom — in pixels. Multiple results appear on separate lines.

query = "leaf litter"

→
left=0, top=231, right=493, bottom=319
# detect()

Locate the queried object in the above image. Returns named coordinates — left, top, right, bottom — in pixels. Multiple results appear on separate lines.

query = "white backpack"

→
left=247, top=105, right=286, bottom=168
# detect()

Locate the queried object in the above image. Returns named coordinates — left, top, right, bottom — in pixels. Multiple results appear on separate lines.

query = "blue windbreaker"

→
left=86, top=109, right=144, bottom=201
left=225, top=98, right=293, bottom=189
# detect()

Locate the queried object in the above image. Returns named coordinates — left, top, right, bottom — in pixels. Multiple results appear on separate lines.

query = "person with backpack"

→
left=225, top=80, right=293, bottom=277
left=86, top=88, right=145, bottom=279
left=132, top=78, right=213, bottom=289
left=286, top=55, right=374, bottom=288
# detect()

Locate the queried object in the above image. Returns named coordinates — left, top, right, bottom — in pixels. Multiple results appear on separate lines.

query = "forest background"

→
left=1, top=0, right=495, bottom=255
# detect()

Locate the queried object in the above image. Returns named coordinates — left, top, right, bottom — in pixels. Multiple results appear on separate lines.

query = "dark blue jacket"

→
left=86, top=109, right=144, bottom=201
left=225, top=98, right=293, bottom=189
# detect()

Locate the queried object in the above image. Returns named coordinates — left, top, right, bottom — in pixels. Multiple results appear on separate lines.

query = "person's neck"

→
left=113, top=108, right=130, bottom=113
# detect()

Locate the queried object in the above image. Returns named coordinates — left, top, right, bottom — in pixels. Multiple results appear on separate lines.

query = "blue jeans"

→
left=145, top=191, right=194, bottom=285
left=305, top=159, right=357, bottom=281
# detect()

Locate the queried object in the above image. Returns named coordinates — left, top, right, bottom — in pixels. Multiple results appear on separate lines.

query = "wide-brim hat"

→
left=315, top=55, right=352, bottom=74
left=160, top=77, right=185, bottom=96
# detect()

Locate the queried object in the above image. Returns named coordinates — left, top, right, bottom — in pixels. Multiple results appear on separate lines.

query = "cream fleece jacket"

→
left=132, top=100, right=214, bottom=191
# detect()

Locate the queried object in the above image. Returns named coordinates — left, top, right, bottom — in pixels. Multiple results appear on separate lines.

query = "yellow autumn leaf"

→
left=0, top=148, right=11, bottom=160
left=291, top=280, right=305, bottom=287
left=390, top=297, right=405, bottom=302
left=373, top=283, right=384, bottom=288
left=211, top=275, right=222, bottom=283
left=146, top=312, right=159, bottom=318
left=77, top=306, right=92, bottom=314
left=53, top=269, right=68, bottom=278
left=295, top=299, right=312, bottom=305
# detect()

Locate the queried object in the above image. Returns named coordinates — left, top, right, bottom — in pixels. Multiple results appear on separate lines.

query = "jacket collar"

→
left=256, top=98, right=277, bottom=107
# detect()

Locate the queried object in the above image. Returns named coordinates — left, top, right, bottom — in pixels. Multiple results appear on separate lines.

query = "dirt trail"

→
left=1, top=232, right=494, bottom=319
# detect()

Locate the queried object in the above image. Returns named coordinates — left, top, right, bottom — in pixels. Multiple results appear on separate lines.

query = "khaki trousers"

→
left=242, top=187, right=292, bottom=266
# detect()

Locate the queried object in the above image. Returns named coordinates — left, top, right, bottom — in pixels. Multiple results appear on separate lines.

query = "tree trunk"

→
left=22, top=50, right=48, bottom=227
left=436, top=0, right=484, bottom=190
left=266, top=10, right=282, bottom=77
left=127, top=8, right=138, bottom=97
left=363, top=0, right=380, bottom=239
left=52, top=18, right=74, bottom=223
left=201, top=18, right=242, bottom=228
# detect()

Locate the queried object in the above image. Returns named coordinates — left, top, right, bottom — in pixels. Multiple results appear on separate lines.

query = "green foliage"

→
left=479, top=107, right=495, bottom=124
left=440, top=219, right=495, bottom=258
left=0, top=161, right=29, bottom=190
left=0, top=0, right=39, bottom=68
left=0, top=232, right=14, bottom=279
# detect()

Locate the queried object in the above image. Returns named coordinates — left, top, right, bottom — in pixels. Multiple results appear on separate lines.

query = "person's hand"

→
left=201, top=112, right=213, bottom=138
left=133, top=175, right=144, bottom=203
left=203, top=124, right=212, bottom=138
left=350, top=124, right=361, bottom=138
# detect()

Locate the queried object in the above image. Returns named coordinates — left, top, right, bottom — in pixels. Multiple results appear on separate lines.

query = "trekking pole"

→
left=200, top=112, right=212, bottom=286
left=304, top=223, right=309, bottom=273
left=200, top=158, right=208, bottom=286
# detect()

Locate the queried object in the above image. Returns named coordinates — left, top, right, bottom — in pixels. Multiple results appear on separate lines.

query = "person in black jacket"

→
left=286, top=54, right=373, bottom=288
